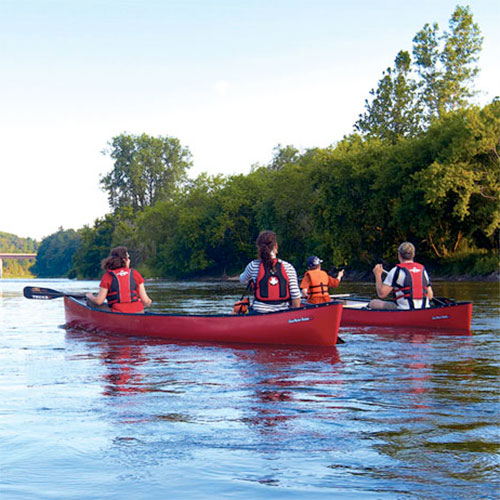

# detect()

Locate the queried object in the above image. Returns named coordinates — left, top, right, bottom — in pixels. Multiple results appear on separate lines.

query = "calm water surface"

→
left=0, top=279, right=498, bottom=499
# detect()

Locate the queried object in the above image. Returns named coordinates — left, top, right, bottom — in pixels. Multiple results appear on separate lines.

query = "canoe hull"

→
left=340, top=300, right=472, bottom=332
left=64, top=297, right=342, bottom=347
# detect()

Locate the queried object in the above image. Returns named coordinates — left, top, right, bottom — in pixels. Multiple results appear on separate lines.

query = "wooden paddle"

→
left=23, top=286, right=86, bottom=300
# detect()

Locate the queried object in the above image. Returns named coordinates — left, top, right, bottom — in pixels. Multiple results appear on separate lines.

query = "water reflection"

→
left=102, top=343, right=148, bottom=396
left=4, top=278, right=498, bottom=500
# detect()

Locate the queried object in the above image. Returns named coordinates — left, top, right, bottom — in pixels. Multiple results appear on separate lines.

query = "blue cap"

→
left=307, top=256, right=323, bottom=269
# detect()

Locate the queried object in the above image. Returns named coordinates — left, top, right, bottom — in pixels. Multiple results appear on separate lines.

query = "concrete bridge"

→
left=0, top=253, right=37, bottom=278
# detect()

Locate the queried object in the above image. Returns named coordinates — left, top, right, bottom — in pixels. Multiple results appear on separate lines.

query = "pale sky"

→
left=1, top=0, right=498, bottom=240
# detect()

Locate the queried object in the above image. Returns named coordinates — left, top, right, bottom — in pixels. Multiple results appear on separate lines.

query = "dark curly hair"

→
left=101, top=246, right=129, bottom=271
left=256, top=230, right=277, bottom=270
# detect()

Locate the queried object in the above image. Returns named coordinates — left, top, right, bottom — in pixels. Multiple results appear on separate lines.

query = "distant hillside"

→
left=0, top=231, right=38, bottom=277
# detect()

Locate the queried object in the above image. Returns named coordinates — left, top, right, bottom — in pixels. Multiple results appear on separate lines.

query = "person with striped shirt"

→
left=369, top=242, right=434, bottom=310
left=239, top=230, right=301, bottom=313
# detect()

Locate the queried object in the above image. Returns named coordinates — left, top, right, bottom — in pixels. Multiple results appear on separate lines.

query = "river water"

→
left=0, top=279, right=498, bottom=499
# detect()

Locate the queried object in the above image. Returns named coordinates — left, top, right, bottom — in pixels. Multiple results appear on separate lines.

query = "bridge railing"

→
left=0, top=253, right=37, bottom=278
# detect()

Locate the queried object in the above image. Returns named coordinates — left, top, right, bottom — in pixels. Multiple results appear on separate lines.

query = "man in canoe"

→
left=300, top=255, right=344, bottom=304
left=86, top=246, right=152, bottom=313
left=240, top=230, right=301, bottom=313
left=369, top=242, right=434, bottom=310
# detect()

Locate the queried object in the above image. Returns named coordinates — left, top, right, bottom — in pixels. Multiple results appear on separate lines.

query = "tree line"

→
left=0, top=232, right=38, bottom=277
left=31, top=5, right=499, bottom=280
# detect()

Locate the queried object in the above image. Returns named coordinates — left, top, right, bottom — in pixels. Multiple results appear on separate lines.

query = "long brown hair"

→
left=256, top=230, right=277, bottom=270
left=101, top=246, right=129, bottom=271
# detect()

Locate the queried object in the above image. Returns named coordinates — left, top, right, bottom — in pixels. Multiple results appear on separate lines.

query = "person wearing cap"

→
left=300, top=256, right=344, bottom=304
left=369, top=242, right=433, bottom=310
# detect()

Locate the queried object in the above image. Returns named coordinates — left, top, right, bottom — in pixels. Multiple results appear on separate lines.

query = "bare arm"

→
left=138, top=283, right=152, bottom=307
left=373, top=264, right=393, bottom=299
left=86, top=287, right=108, bottom=306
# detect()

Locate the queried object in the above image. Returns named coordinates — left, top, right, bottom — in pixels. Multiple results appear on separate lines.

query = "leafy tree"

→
left=268, top=144, right=301, bottom=170
left=0, top=231, right=37, bottom=253
left=69, top=215, right=117, bottom=279
left=311, top=137, right=397, bottom=268
left=31, top=228, right=81, bottom=277
left=413, top=5, right=483, bottom=121
left=101, top=133, right=192, bottom=212
left=254, top=163, right=314, bottom=268
left=357, top=5, right=483, bottom=141
left=0, top=231, right=38, bottom=277
left=412, top=21, right=441, bottom=121
left=409, top=102, right=500, bottom=257
left=355, top=51, right=421, bottom=143
left=136, top=175, right=226, bottom=278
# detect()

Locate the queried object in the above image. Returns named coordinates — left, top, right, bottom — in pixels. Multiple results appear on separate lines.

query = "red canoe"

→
left=339, top=298, right=472, bottom=332
left=64, top=297, right=342, bottom=347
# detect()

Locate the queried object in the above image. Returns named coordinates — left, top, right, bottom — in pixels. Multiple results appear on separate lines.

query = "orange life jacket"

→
left=304, top=269, right=331, bottom=304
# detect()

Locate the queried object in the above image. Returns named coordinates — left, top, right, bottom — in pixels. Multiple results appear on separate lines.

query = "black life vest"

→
left=254, top=260, right=290, bottom=304
left=107, top=268, right=139, bottom=306
left=392, top=262, right=429, bottom=309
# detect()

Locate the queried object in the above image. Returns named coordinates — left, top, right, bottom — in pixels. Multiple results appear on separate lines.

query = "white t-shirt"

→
left=384, top=264, right=431, bottom=310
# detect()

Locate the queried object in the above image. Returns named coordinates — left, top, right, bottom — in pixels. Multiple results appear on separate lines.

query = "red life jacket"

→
left=107, top=268, right=139, bottom=306
left=392, top=262, right=429, bottom=309
left=254, top=260, right=290, bottom=304
left=304, top=269, right=331, bottom=303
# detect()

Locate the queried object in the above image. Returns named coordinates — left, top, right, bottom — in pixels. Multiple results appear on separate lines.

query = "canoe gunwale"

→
left=343, top=300, right=472, bottom=312
left=68, top=296, right=343, bottom=318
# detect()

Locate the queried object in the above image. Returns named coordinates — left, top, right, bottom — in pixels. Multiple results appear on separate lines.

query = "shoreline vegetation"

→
left=167, top=269, right=500, bottom=284
left=2, top=7, right=499, bottom=284
left=1, top=270, right=498, bottom=283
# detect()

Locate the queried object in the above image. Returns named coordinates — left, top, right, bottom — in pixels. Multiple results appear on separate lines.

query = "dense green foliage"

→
left=27, top=5, right=500, bottom=281
left=64, top=102, right=500, bottom=280
left=31, top=228, right=81, bottom=277
left=69, top=215, right=117, bottom=279
left=0, top=231, right=38, bottom=277
left=101, top=133, right=192, bottom=212
left=356, top=5, right=483, bottom=141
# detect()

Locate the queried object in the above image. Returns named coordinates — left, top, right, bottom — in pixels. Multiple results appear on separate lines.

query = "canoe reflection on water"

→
left=64, top=327, right=342, bottom=430
left=64, top=320, right=473, bottom=405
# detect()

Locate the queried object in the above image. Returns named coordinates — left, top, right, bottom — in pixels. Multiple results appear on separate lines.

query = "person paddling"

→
left=300, top=256, right=344, bottom=304
left=239, top=230, right=301, bottom=313
left=86, top=246, right=152, bottom=313
left=369, top=242, right=433, bottom=310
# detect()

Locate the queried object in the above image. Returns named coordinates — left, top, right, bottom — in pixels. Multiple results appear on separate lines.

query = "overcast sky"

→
left=1, top=0, right=498, bottom=240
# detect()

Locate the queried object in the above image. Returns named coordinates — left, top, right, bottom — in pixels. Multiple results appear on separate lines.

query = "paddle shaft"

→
left=23, top=286, right=86, bottom=300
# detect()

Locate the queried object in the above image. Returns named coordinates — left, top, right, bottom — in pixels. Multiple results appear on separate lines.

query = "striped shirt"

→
left=239, top=259, right=301, bottom=313
left=383, top=264, right=431, bottom=310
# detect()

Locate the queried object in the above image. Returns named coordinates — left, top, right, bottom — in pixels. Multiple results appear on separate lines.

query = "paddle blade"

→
left=23, top=286, right=65, bottom=299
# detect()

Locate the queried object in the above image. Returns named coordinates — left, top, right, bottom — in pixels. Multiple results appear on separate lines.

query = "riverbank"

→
left=217, top=269, right=500, bottom=283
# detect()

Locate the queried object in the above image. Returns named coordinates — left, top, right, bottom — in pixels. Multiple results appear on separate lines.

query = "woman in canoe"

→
left=86, top=246, right=152, bottom=313
left=240, top=230, right=301, bottom=313
left=369, top=242, right=434, bottom=310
